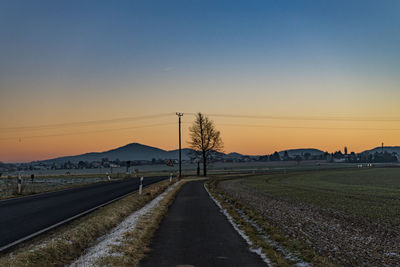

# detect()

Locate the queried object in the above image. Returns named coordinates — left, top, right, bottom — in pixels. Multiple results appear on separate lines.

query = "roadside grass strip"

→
left=205, top=182, right=274, bottom=266
left=0, top=179, right=174, bottom=266
left=206, top=179, right=335, bottom=267
left=87, top=178, right=205, bottom=266
left=71, top=180, right=183, bottom=266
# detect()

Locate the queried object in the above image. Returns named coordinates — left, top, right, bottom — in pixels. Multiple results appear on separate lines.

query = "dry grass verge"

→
left=0, top=179, right=175, bottom=266
left=94, top=177, right=206, bottom=267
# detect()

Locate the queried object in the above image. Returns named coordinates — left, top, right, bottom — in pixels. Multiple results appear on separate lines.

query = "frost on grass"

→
left=204, top=184, right=273, bottom=266
left=70, top=181, right=181, bottom=267
left=219, top=179, right=400, bottom=267
left=219, top=193, right=310, bottom=267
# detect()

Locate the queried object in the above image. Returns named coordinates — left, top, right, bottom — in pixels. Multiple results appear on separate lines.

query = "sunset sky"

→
left=1, top=0, right=399, bottom=163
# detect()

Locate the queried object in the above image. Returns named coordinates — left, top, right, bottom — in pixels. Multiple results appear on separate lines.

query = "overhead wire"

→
left=0, top=113, right=175, bottom=132
left=0, top=122, right=175, bottom=141
left=217, top=123, right=400, bottom=131
left=2, top=112, right=399, bottom=141
left=184, top=113, right=400, bottom=122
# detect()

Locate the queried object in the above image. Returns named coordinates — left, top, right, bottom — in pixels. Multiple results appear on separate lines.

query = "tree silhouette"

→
left=295, top=155, right=302, bottom=164
left=271, top=151, right=281, bottom=161
left=283, top=151, right=290, bottom=161
left=189, top=112, right=223, bottom=176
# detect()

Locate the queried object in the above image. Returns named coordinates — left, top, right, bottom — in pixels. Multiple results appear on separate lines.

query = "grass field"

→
left=216, top=167, right=400, bottom=265
left=4, top=160, right=385, bottom=177
left=239, top=168, right=400, bottom=226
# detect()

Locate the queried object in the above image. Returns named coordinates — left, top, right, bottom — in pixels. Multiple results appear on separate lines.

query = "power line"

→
left=0, top=122, right=175, bottom=141
left=217, top=123, right=400, bottom=131
left=2, top=112, right=399, bottom=141
left=185, top=113, right=400, bottom=122
left=4, top=112, right=399, bottom=133
left=0, top=113, right=175, bottom=132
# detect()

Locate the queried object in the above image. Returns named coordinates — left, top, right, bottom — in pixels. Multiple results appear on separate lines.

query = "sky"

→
left=0, top=0, right=399, bottom=162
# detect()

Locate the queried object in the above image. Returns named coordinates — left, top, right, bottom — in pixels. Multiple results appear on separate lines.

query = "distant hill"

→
left=278, top=148, right=324, bottom=157
left=361, top=146, right=400, bottom=155
left=35, top=142, right=255, bottom=164
left=35, top=142, right=398, bottom=165
left=37, top=143, right=196, bottom=164
left=224, top=152, right=244, bottom=158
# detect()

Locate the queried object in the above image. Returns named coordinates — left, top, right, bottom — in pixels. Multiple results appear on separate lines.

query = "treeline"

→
left=346, top=151, right=398, bottom=163
left=255, top=151, right=330, bottom=162
left=259, top=151, right=399, bottom=163
left=0, top=157, right=177, bottom=174
left=222, top=150, right=398, bottom=163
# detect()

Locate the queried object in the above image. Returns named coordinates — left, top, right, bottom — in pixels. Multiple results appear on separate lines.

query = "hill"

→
left=361, top=146, right=400, bottom=155
left=224, top=152, right=244, bottom=159
left=37, top=143, right=195, bottom=163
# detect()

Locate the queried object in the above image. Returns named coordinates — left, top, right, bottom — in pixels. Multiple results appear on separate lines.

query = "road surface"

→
left=0, top=176, right=166, bottom=252
left=141, top=180, right=265, bottom=267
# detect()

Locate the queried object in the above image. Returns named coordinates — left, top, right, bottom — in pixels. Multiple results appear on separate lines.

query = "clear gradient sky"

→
left=1, top=0, right=399, bottom=162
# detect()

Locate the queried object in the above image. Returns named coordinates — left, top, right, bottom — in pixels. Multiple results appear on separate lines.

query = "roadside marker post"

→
left=17, top=174, right=22, bottom=194
left=170, top=173, right=172, bottom=183
left=139, top=176, right=143, bottom=195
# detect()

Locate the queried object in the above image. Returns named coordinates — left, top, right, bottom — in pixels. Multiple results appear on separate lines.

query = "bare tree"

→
left=189, top=112, right=223, bottom=176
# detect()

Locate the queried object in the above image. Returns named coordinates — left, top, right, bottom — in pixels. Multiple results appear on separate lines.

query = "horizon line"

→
left=3, top=141, right=398, bottom=164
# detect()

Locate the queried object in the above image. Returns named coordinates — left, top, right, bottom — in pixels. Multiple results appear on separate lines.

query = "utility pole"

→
left=176, top=112, right=183, bottom=178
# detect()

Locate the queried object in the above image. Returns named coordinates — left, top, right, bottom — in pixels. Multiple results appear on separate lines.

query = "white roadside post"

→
left=17, top=173, right=22, bottom=194
left=139, top=176, right=143, bottom=195
left=169, top=172, right=172, bottom=183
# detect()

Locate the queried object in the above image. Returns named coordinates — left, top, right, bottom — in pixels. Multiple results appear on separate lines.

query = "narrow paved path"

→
left=0, top=176, right=166, bottom=251
left=141, top=180, right=265, bottom=267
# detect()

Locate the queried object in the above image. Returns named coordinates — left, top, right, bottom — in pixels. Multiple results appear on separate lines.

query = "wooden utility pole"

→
left=176, top=112, right=184, bottom=178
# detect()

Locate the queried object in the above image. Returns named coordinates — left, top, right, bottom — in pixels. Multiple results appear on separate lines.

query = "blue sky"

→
left=1, top=0, right=400, bottom=161
left=1, top=0, right=399, bottom=85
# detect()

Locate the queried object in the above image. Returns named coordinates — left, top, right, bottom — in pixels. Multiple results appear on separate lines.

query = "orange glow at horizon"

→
left=1, top=114, right=399, bottom=163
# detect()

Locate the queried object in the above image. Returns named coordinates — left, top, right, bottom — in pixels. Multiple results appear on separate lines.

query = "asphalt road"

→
left=141, top=180, right=265, bottom=267
left=0, top=176, right=166, bottom=251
